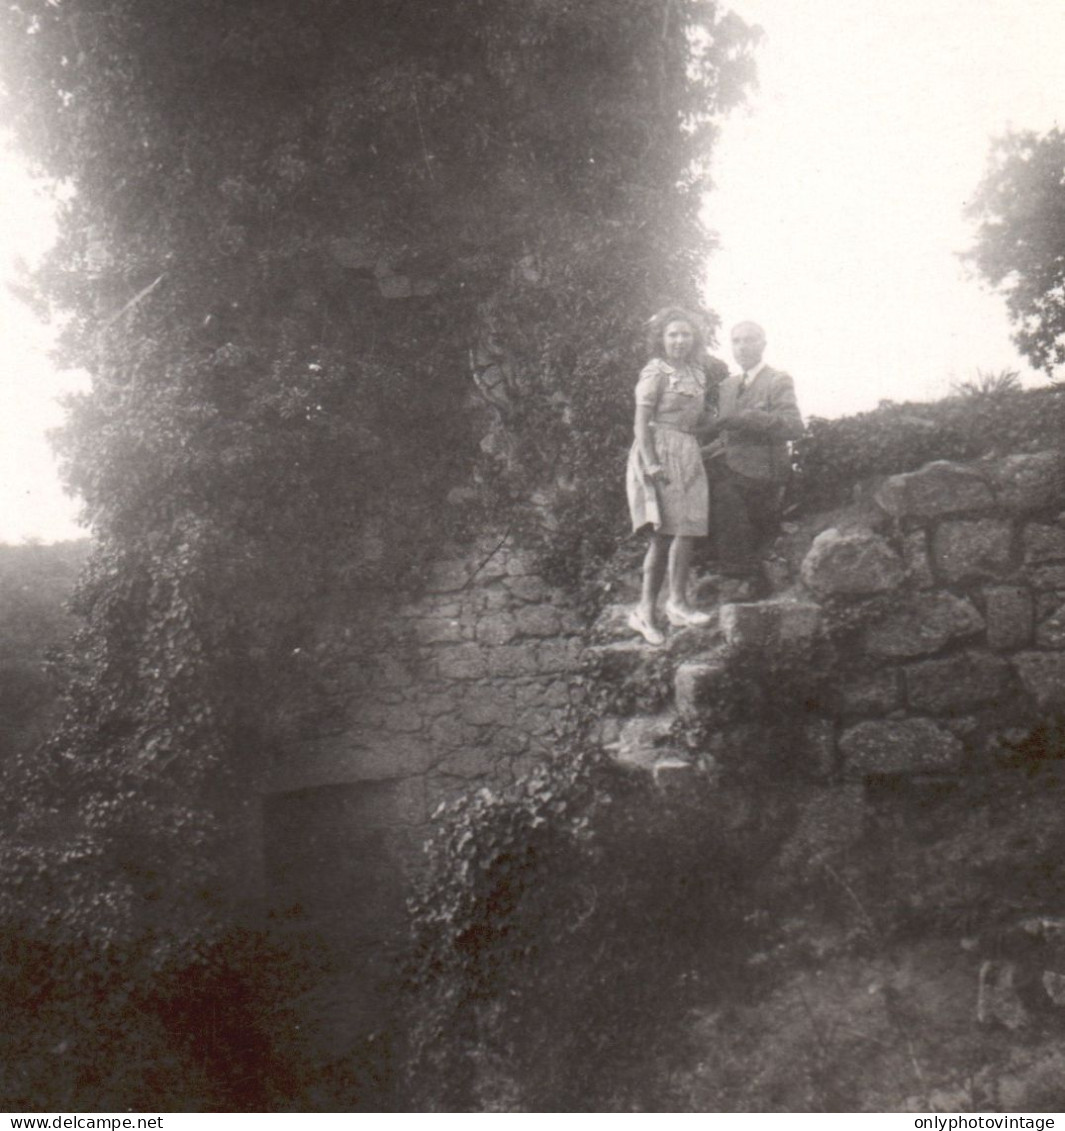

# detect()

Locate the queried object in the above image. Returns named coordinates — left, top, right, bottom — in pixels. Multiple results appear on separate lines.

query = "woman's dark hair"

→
left=645, top=306, right=708, bottom=362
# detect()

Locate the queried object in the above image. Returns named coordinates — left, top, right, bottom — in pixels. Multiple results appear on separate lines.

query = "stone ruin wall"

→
left=589, top=447, right=1065, bottom=861
left=263, top=539, right=587, bottom=931
left=262, top=445, right=1065, bottom=938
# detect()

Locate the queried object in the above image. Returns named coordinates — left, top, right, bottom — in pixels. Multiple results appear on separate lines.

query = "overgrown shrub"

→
left=0, top=921, right=373, bottom=1112
left=402, top=742, right=792, bottom=1112
left=794, top=385, right=1065, bottom=506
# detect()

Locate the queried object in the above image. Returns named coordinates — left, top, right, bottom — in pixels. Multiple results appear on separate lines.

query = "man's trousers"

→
left=706, top=461, right=785, bottom=579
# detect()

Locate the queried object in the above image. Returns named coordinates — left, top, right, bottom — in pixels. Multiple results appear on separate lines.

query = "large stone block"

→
left=932, top=519, right=1013, bottom=582
left=839, top=719, right=964, bottom=777
left=1036, top=592, right=1065, bottom=648
left=675, top=655, right=731, bottom=721
left=1028, top=565, right=1065, bottom=590
left=460, top=686, right=512, bottom=727
left=864, top=592, right=984, bottom=658
left=513, top=605, right=562, bottom=637
left=607, top=712, right=679, bottom=771
left=987, top=451, right=1065, bottom=513
left=435, top=642, right=487, bottom=680
left=505, top=575, right=548, bottom=603
left=800, top=527, right=904, bottom=596
left=840, top=669, right=901, bottom=716
left=874, top=461, right=993, bottom=519
left=904, top=650, right=1013, bottom=713
left=1024, top=523, right=1065, bottom=565
left=985, top=585, right=1034, bottom=651
left=486, top=643, right=541, bottom=677
left=720, top=599, right=821, bottom=649
left=536, top=638, right=584, bottom=672
left=476, top=613, right=518, bottom=646
left=1012, top=651, right=1065, bottom=711
left=902, top=530, right=935, bottom=588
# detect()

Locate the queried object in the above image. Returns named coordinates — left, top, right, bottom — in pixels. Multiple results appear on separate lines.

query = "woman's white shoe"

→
left=664, top=601, right=711, bottom=627
left=627, top=608, right=666, bottom=646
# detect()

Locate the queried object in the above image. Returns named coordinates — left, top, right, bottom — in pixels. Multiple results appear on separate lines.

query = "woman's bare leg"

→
left=639, top=533, right=671, bottom=623
left=668, top=535, right=694, bottom=608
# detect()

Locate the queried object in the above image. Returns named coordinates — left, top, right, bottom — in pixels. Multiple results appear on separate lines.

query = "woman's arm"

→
left=634, top=404, right=668, bottom=482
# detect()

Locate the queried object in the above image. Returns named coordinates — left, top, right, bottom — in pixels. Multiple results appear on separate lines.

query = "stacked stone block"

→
left=797, top=451, right=1065, bottom=779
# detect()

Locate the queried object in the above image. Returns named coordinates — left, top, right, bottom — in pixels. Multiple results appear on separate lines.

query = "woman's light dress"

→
left=625, top=358, right=709, bottom=537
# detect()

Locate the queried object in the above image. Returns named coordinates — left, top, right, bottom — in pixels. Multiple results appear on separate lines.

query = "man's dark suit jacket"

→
left=708, top=365, right=803, bottom=482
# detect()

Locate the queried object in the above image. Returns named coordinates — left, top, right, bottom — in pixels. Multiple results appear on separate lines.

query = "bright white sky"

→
left=704, top=0, right=1065, bottom=420
left=2, top=0, right=1065, bottom=540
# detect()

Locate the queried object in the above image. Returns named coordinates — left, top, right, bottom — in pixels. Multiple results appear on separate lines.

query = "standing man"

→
left=702, top=321, right=803, bottom=589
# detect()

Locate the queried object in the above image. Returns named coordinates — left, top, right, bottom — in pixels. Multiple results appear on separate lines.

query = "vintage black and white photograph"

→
left=1, top=0, right=1065, bottom=1116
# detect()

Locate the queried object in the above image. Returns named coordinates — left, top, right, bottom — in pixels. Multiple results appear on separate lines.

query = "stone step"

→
left=602, top=710, right=684, bottom=772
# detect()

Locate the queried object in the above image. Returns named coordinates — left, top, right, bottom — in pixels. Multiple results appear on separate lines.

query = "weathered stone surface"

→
left=932, top=519, right=1013, bottom=582
left=840, top=669, right=901, bottom=716
left=1028, top=565, right=1065, bottom=590
left=984, top=585, right=1034, bottom=651
left=904, top=651, right=1012, bottom=713
left=513, top=605, right=562, bottom=637
left=902, top=530, right=935, bottom=588
left=675, top=655, right=730, bottom=721
left=607, top=713, right=679, bottom=771
left=505, top=551, right=535, bottom=577
left=1035, top=592, right=1065, bottom=648
left=413, top=616, right=464, bottom=644
left=864, top=592, right=984, bottom=658
left=653, top=757, right=698, bottom=789
left=839, top=718, right=963, bottom=777
left=380, top=704, right=425, bottom=734
left=593, top=603, right=646, bottom=640
left=485, top=643, right=540, bottom=677
left=475, top=614, right=518, bottom=646
left=1013, top=651, right=1065, bottom=710
left=800, top=527, right=904, bottom=596
left=978, top=960, right=1029, bottom=1029
left=720, top=599, right=821, bottom=649
left=1024, top=523, right=1065, bottom=565
left=874, top=460, right=993, bottom=518
left=987, top=450, right=1065, bottom=513
left=799, top=718, right=837, bottom=779
left=460, top=687, right=512, bottom=727
left=536, top=638, right=584, bottom=672
left=505, top=575, right=548, bottom=602
left=272, top=736, right=433, bottom=789
left=424, top=559, right=470, bottom=593
left=777, top=785, right=866, bottom=871
left=1042, top=971, right=1065, bottom=1007
left=435, top=642, right=487, bottom=680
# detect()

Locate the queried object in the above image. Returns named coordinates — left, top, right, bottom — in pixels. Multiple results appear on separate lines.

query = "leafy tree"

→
left=966, top=128, right=1065, bottom=376
left=0, top=0, right=758, bottom=947
left=0, top=541, right=87, bottom=766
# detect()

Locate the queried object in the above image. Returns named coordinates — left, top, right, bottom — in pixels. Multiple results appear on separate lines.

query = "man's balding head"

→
left=731, top=321, right=767, bottom=372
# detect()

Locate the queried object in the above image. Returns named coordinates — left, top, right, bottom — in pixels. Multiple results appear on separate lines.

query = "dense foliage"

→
left=793, top=384, right=1065, bottom=507
left=0, top=0, right=758, bottom=944
left=0, top=0, right=759, bottom=1109
left=403, top=744, right=774, bottom=1112
left=0, top=540, right=86, bottom=769
left=966, top=128, right=1065, bottom=376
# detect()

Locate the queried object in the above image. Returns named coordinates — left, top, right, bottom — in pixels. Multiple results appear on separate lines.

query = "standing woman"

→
left=625, top=307, right=713, bottom=645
